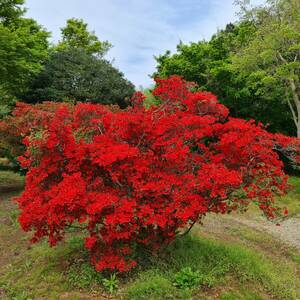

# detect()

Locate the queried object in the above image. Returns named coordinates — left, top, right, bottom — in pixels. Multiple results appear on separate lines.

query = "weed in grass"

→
left=67, top=262, right=103, bottom=290
left=8, top=209, right=20, bottom=228
left=173, top=267, right=200, bottom=289
left=67, top=236, right=85, bottom=251
left=173, top=267, right=215, bottom=289
left=291, top=253, right=300, bottom=264
left=102, top=273, right=119, bottom=294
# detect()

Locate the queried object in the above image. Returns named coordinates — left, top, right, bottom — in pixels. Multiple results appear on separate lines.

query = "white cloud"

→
left=25, top=0, right=264, bottom=88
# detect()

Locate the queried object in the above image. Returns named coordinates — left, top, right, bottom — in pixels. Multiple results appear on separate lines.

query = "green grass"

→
left=0, top=170, right=24, bottom=191
left=0, top=236, right=98, bottom=299
left=126, top=270, right=191, bottom=300
left=220, top=290, right=263, bottom=300
left=125, top=234, right=299, bottom=300
left=279, top=176, right=300, bottom=215
left=2, top=233, right=299, bottom=299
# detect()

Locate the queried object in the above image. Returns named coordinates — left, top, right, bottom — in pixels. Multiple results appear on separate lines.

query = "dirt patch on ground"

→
left=198, top=211, right=300, bottom=253
left=232, top=215, right=300, bottom=251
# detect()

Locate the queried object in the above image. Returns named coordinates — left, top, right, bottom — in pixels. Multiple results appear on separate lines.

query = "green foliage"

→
left=22, top=48, right=135, bottom=107
left=154, top=4, right=298, bottom=135
left=57, top=18, right=111, bottom=56
left=173, top=267, right=214, bottom=289
left=231, top=0, right=300, bottom=136
left=0, top=0, right=25, bottom=26
left=102, top=274, right=119, bottom=294
left=138, top=87, right=161, bottom=108
left=0, top=1, right=50, bottom=101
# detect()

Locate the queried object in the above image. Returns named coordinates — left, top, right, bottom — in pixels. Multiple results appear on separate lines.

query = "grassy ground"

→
left=0, top=171, right=299, bottom=299
left=0, top=171, right=24, bottom=193
left=279, top=176, right=300, bottom=215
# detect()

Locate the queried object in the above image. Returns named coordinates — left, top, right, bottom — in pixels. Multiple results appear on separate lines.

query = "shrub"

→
left=4, top=76, right=300, bottom=273
left=0, top=102, right=122, bottom=166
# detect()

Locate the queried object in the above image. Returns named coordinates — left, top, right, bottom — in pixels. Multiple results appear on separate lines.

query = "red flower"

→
left=4, top=76, right=298, bottom=273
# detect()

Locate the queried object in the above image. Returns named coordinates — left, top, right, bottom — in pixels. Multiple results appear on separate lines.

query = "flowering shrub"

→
left=4, top=76, right=300, bottom=272
left=0, top=102, right=121, bottom=160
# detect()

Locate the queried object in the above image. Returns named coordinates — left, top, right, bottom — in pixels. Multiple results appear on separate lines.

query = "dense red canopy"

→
left=3, top=76, right=300, bottom=272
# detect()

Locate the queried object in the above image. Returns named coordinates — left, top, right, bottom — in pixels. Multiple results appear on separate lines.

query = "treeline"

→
left=154, top=0, right=300, bottom=137
left=0, top=0, right=135, bottom=115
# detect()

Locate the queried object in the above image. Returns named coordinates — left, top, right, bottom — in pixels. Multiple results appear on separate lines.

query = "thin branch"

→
left=178, top=220, right=196, bottom=237
left=277, top=51, right=287, bottom=64
left=287, top=98, right=298, bottom=127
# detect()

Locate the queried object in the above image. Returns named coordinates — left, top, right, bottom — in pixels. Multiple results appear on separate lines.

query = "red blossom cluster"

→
left=3, top=76, right=300, bottom=272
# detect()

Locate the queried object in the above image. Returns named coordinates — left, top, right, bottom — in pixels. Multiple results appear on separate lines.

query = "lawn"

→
left=0, top=171, right=299, bottom=300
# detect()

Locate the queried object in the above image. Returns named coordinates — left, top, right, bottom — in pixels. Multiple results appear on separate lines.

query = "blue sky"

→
left=25, top=0, right=263, bottom=88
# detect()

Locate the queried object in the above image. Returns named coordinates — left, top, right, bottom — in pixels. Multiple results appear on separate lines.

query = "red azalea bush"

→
left=0, top=102, right=122, bottom=159
left=3, top=76, right=300, bottom=272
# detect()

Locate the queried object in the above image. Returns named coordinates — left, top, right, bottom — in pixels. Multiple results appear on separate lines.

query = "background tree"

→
left=57, top=18, right=111, bottom=57
left=154, top=2, right=298, bottom=136
left=0, top=0, right=25, bottom=25
left=22, top=48, right=135, bottom=107
left=232, top=0, right=300, bottom=137
left=0, top=0, right=49, bottom=113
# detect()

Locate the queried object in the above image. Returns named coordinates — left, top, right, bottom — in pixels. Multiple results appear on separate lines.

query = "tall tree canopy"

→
left=154, top=0, right=299, bottom=136
left=0, top=0, right=25, bottom=25
left=0, top=0, right=49, bottom=109
left=22, top=48, right=135, bottom=107
left=232, top=0, right=300, bottom=137
left=57, top=18, right=111, bottom=57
